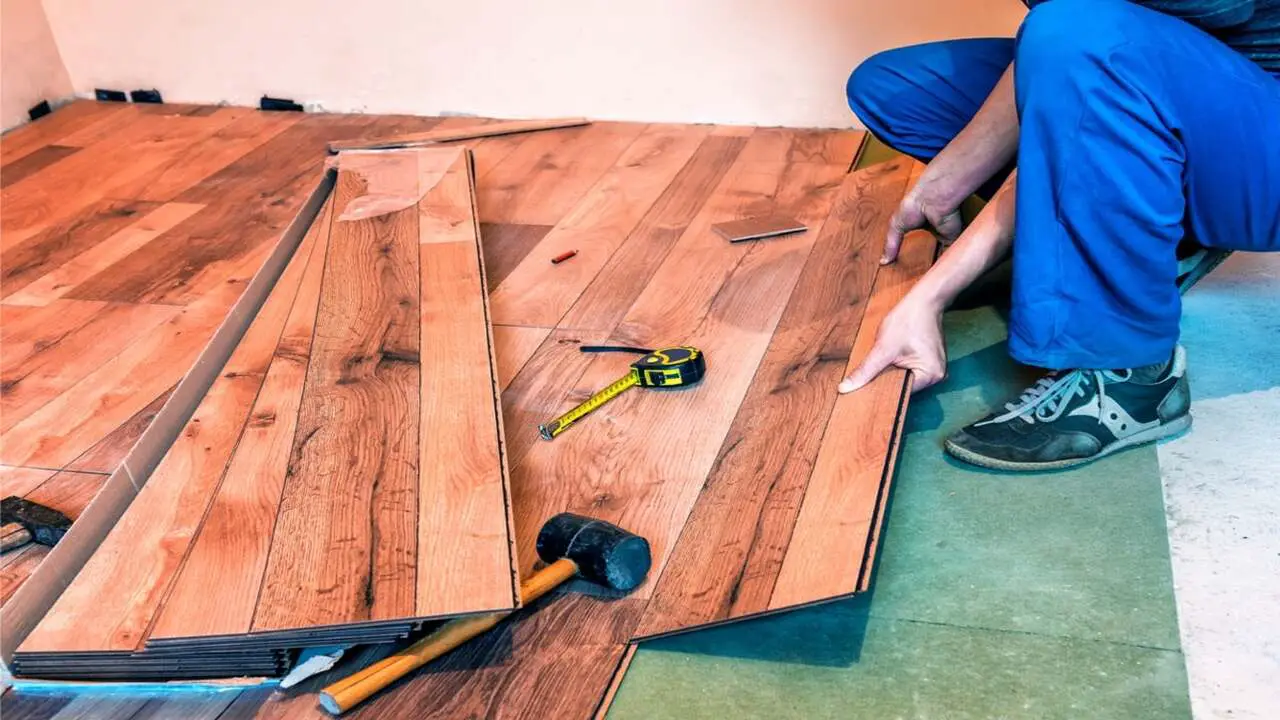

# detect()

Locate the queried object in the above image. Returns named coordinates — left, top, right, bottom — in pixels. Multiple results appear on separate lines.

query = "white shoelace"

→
left=984, top=369, right=1130, bottom=425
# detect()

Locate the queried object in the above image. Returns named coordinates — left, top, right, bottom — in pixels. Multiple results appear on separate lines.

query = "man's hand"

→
left=838, top=296, right=947, bottom=394
left=883, top=181, right=965, bottom=264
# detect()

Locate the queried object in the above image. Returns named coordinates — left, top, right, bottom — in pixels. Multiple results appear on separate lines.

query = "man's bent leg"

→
left=1009, top=0, right=1280, bottom=371
left=847, top=38, right=1014, bottom=169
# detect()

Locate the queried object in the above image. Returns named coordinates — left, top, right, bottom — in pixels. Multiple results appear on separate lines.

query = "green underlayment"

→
left=607, top=142, right=1192, bottom=719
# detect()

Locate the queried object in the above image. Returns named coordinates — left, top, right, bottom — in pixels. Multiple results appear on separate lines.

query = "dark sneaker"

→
left=945, top=346, right=1192, bottom=472
left=1176, top=244, right=1232, bottom=294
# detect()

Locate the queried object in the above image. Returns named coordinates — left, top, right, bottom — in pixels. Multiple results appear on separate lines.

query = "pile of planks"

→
left=12, top=146, right=521, bottom=680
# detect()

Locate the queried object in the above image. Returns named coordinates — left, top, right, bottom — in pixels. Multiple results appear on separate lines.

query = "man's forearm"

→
left=910, top=170, right=1018, bottom=312
left=919, top=65, right=1019, bottom=209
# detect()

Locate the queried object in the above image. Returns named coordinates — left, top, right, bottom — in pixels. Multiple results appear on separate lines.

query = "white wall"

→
left=41, top=0, right=1025, bottom=128
left=1, top=0, right=73, bottom=130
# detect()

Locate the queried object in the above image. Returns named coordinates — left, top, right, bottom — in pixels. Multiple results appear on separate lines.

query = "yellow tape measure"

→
left=538, top=346, right=706, bottom=441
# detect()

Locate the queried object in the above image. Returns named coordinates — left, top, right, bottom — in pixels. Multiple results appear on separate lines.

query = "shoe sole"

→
left=943, top=414, right=1194, bottom=473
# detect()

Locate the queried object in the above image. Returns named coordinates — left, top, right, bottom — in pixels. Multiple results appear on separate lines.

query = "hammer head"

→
left=536, top=513, right=651, bottom=592
left=1, top=496, right=72, bottom=547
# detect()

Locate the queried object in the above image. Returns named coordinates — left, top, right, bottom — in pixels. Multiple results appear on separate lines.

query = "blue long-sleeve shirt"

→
left=1026, top=0, right=1280, bottom=73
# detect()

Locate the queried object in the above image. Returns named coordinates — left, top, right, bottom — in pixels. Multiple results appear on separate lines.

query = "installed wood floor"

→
left=0, top=103, right=934, bottom=719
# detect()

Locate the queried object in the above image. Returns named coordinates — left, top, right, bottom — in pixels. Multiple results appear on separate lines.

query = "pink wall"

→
left=39, top=0, right=1024, bottom=128
left=1, top=0, right=73, bottom=130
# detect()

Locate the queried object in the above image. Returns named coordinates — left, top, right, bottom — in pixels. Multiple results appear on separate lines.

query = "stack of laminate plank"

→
left=12, top=146, right=520, bottom=680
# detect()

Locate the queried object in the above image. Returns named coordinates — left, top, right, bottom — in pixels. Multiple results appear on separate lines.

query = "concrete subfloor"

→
left=607, top=229, right=1279, bottom=717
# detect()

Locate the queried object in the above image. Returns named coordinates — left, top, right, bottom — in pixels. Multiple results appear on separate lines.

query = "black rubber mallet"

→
left=1, top=496, right=72, bottom=553
left=320, top=513, right=651, bottom=714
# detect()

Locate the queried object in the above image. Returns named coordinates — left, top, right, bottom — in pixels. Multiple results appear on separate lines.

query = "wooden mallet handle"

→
left=1, top=523, right=32, bottom=553
left=319, top=557, right=579, bottom=715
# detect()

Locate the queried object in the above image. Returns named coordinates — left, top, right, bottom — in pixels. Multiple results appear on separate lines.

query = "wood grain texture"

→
left=415, top=149, right=519, bottom=616
left=3, top=203, right=204, bottom=305
left=16, top=193, right=325, bottom=653
left=63, top=386, right=174, bottom=474
left=1, top=301, right=179, bottom=434
left=477, top=223, right=553, bottom=291
left=633, top=160, right=912, bottom=637
left=252, top=163, right=422, bottom=631
left=327, top=117, right=590, bottom=152
left=488, top=123, right=711, bottom=328
left=0, top=101, right=126, bottom=166
left=491, top=325, right=552, bottom=390
left=477, top=122, right=646, bottom=226
left=0, top=146, right=80, bottom=189
left=148, top=197, right=334, bottom=641
left=768, top=222, right=936, bottom=610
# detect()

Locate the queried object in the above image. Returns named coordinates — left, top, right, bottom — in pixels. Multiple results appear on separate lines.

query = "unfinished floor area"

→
left=3, top=102, right=1277, bottom=719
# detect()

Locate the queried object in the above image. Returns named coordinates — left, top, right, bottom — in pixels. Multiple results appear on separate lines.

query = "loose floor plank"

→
left=149, top=198, right=335, bottom=641
left=327, top=117, right=590, bottom=153
left=415, top=149, right=520, bottom=616
left=633, top=159, right=912, bottom=637
left=14, top=195, right=325, bottom=653
left=768, top=218, right=936, bottom=611
left=250, top=157, right=423, bottom=631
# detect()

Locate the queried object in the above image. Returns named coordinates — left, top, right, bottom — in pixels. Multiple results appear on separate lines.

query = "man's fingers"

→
left=881, top=221, right=905, bottom=265
left=838, top=349, right=893, bottom=394
left=909, top=368, right=946, bottom=393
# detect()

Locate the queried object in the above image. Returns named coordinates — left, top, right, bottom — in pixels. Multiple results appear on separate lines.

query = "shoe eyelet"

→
left=1109, top=413, right=1118, bottom=420
left=1121, top=424, right=1127, bottom=431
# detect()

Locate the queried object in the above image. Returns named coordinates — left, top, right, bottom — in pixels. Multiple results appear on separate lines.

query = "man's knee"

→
left=846, top=49, right=903, bottom=136
left=1016, top=0, right=1140, bottom=76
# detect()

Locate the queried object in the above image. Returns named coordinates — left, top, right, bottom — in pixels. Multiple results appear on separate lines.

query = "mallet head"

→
left=535, top=513, right=651, bottom=592
left=1, top=496, right=72, bottom=547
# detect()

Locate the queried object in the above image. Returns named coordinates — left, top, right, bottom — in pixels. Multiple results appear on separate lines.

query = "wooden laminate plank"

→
left=415, top=149, right=519, bottom=616
left=477, top=122, right=646, bottom=226
left=0, top=691, right=73, bottom=720
left=738, top=127, right=866, bottom=166
left=0, top=146, right=80, bottom=189
left=1, top=111, right=242, bottom=250
left=3, top=203, right=205, bottom=305
left=768, top=218, right=937, bottom=610
left=633, top=159, right=913, bottom=637
left=492, top=325, right=552, bottom=390
left=128, top=694, right=239, bottom=720
left=0, top=100, right=127, bottom=166
left=0, top=469, right=109, bottom=605
left=0, top=242, right=274, bottom=469
left=105, top=110, right=304, bottom=203
left=63, top=385, right=174, bottom=474
left=250, top=154, right=424, bottom=631
left=61, top=115, right=370, bottom=307
left=1, top=302, right=179, bottom=434
left=558, top=133, right=749, bottom=333
left=1, top=200, right=161, bottom=297
left=488, top=123, right=712, bottom=328
left=478, top=223, right=553, bottom=291
left=0, top=466, right=57, bottom=500
left=148, top=198, right=334, bottom=641
left=327, top=117, right=590, bottom=152
left=15, top=194, right=326, bottom=653
left=0, top=299, right=109, bottom=368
